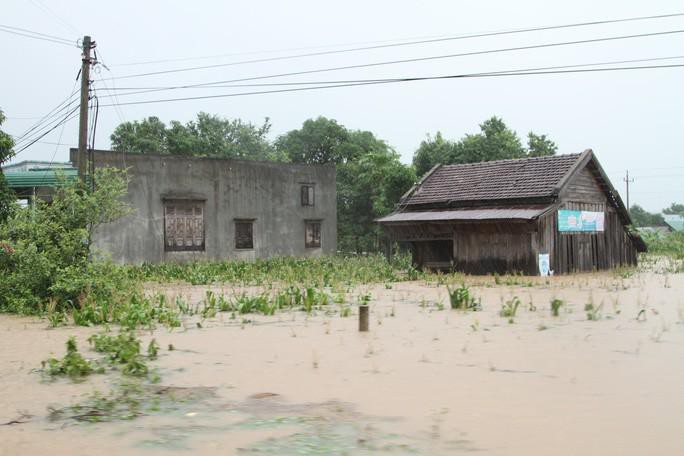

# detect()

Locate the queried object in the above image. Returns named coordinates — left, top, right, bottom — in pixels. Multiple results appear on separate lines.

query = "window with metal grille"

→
left=163, top=200, right=205, bottom=251
left=301, top=184, right=315, bottom=207
left=235, top=220, right=254, bottom=249
left=305, top=221, right=321, bottom=248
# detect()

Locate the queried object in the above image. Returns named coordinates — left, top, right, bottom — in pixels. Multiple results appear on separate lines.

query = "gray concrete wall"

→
left=71, top=149, right=337, bottom=263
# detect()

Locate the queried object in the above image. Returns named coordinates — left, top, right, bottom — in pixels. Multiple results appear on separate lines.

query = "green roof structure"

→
left=3, top=167, right=78, bottom=189
left=664, top=214, right=684, bottom=232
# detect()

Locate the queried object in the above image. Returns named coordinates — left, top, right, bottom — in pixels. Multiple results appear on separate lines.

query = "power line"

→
left=29, top=0, right=81, bottom=36
left=95, top=55, right=684, bottom=97
left=108, top=12, right=684, bottom=68
left=12, top=106, right=80, bottom=157
left=98, top=63, right=684, bottom=108
left=14, top=95, right=79, bottom=147
left=107, top=13, right=684, bottom=79
left=0, top=23, right=75, bottom=46
left=103, top=29, right=684, bottom=95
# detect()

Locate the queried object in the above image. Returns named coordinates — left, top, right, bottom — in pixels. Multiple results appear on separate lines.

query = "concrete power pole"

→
left=77, top=35, right=93, bottom=181
left=624, top=169, right=634, bottom=214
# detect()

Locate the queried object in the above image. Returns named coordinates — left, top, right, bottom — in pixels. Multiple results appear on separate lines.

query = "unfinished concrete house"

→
left=69, top=149, right=337, bottom=263
left=377, top=150, right=646, bottom=275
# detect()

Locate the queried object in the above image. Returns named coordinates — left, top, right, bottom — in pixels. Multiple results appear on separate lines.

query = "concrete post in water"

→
left=359, top=305, right=369, bottom=332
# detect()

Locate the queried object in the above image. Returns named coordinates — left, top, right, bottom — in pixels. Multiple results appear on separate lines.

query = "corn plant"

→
left=447, top=284, right=481, bottom=311
left=500, top=296, right=521, bottom=323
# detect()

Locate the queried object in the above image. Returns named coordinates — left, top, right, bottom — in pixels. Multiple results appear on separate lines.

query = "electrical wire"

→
left=95, top=54, right=684, bottom=97
left=14, top=84, right=80, bottom=141
left=37, top=77, right=81, bottom=187
left=102, top=29, right=684, bottom=96
left=13, top=96, right=79, bottom=148
left=11, top=106, right=80, bottom=157
left=0, top=23, right=75, bottom=46
left=108, top=12, right=684, bottom=68
left=98, top=63, right=684, bottom=108
left=29, top=0, right=81, bottom=36
left=106, top=13, right=684, bottom=78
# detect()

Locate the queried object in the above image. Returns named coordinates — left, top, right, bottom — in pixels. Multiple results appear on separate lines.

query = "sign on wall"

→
left=558, top=210, right=605, bottom=232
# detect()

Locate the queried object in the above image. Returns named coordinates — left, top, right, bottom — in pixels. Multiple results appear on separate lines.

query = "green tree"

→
left=111, top=113, right=275, bottom=160
left=110, top=116, right=167, bottom=154
left=630, top=204, right=666, bottom=227
left=411, top=117, right=557, bottom=177
left=526, top=132, right=558, bottom=157
left=0, top=167, right=131, bottom=312
left=663, top=203, right=684, bottom=216
left=0, top=109, right=16, bottom=222
left=412, top=132, right=454, bottom=178
left=275, top=116, right=358, bottom=164
left=279, top=118, right=416, bottom=252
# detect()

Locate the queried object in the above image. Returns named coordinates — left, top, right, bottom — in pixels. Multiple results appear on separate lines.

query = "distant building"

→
left=2, top=160, right=72, bottom=173
left=378, top=150, right=646, bottom=275
left=637, top=226, right=672, bottom=236
left=663, top=214, right=684, bottom=232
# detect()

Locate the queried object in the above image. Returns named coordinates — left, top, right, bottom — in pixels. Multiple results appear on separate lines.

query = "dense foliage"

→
left=0, top=168, right=131, bottom=313
left=276, top=117, right=416, bottom=252
left=412, top=117, right=557, bottom=177
left=629, top=204, right=666, bottom=227
left=111, top=113, right=282, bottom=161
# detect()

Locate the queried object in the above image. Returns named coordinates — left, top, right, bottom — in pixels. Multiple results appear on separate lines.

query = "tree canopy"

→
left=110, top=113, right=279, bottom=161
left=412, top=116, right=557, bottom=177
left=629, top=205, right=666, bottom=227
left=276, top=117, right=416, bottom=252
left=663, top=203, right=684, bottom=216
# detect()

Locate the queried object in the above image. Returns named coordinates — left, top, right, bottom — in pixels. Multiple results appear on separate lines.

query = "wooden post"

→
left=77, top=35, right=92, bottom=182
left=359, top=305, right=369, bottom=332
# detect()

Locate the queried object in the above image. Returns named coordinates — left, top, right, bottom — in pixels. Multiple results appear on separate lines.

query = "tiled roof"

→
left=405, top=153, right=583, bottom=206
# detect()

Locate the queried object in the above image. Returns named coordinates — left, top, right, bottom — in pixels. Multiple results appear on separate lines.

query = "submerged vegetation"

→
left=447, top=284, right=481, bottom=311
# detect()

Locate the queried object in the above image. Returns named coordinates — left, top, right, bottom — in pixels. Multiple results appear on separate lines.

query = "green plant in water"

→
left=500, top=296, right=521, bottom=323
left=550, top=298, right=564, bottom=317
left=585, top=302, right=603, bottom=321
left=42, top=337, right=102, bottom=378
left=447, top=284, right=481, bottom=310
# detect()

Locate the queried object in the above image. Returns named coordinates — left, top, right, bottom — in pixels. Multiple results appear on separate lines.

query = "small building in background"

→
left=663, top=214, right=684, bottom=232
left=58, top=149, right=337, bottom=263
left=378, top=150, right=645, bottom=275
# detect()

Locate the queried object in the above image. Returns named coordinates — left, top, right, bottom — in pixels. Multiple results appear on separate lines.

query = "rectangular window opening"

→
left=164, top=200, right=205, bottom=252
left=235, top=220, right=254, bottom=250
left=305, top=221, right=322, bottom=248
left=301, top=184, right=315, bottom=207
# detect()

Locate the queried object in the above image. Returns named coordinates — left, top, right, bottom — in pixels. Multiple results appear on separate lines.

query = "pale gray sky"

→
left=2, top=0, right=683, bottom=212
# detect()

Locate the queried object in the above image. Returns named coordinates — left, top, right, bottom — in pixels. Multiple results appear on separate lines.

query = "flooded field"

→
left=1, top=270, right=683, bottom=455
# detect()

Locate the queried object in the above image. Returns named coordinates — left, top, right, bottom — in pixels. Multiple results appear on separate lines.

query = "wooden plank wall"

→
left=451, top=222, right=537, bottom=275
left=544, top=163, right=637, bottom=273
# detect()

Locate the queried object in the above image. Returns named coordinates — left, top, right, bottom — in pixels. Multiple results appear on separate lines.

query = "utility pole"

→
left=624, top=169, right=634, bottom=214
left=77, top=35, right=94, bottom=181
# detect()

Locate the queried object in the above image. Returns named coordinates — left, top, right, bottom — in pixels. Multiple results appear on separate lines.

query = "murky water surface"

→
left=1, top=271, right=683, bottom=455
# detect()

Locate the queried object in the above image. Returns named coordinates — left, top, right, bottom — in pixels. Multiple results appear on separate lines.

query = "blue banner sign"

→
left=558, top=210, right=604, bottom=232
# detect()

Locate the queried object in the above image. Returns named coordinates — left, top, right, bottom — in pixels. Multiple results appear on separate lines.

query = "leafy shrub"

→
left=0, top=168, right=130, bottom=314
left=550, top=298, right=564, bottom=317
left=42, top=337, right=103, bottom=378
left=500, top=296, right=521, bottom=323
left=447, top=284, right=481, bottom=310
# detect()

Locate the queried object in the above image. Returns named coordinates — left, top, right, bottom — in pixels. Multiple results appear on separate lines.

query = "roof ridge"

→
left=439, top=152, right=582, bottom=169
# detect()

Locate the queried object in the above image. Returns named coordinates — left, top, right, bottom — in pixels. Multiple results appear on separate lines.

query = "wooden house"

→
left=377, top=150, right=646, bottom=275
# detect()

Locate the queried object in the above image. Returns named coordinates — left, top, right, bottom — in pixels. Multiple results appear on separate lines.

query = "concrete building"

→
left=71, top=149, right=337, bottom=263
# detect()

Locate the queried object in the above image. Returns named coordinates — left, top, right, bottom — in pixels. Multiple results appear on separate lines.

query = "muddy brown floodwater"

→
left=1, top=271, right=683, bottom=455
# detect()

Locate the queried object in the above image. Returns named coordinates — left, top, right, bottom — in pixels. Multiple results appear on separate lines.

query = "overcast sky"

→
left=2, top=0, right=683, bottom=212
